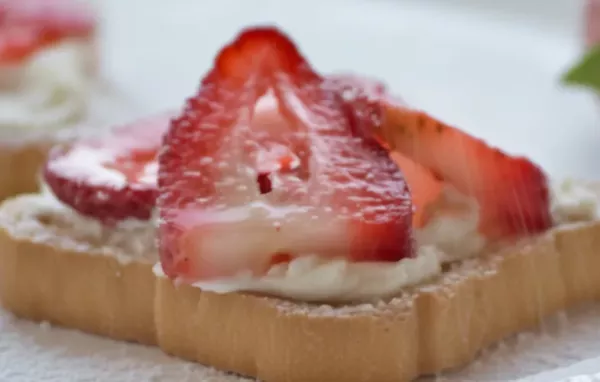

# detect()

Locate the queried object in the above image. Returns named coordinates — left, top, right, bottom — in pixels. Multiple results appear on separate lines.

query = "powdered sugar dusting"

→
left=2, top=304, right=600, bottom=381
left=0, top=309, right=252, bottom=382
left=422, top=305, right=600, bottom=381
left=47, top=146, right=128, bottom=188
left=0, top=194, right=157, bottom=264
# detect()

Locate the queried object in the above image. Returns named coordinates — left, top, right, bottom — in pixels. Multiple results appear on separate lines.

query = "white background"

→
left=100, top=0, right=599, bottom=180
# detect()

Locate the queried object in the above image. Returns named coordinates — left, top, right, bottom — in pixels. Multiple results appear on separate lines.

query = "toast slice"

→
left=154, top=221, right=600, bottom=382
left=0, top=194, right=157, bottom=345
left=2, top=192, right=600, bottom=381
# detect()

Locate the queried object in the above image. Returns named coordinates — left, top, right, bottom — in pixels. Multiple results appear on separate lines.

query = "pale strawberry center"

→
left=176, top=93, right=352, bottom=276
left=177, top=202, right=349, bottom=276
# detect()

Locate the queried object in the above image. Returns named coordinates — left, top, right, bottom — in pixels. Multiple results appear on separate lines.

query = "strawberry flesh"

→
left=325, top=74, right=389, bottom=138
left=0, top=0, right=95, bottom=63
left=327, top=74, right=444, bottom=228
left=390, top=151, right=443, bottom=228
left=44, top=113, right=172, bottom=224
left=326, top=74, right=551, bottom=237
left=381, top=105, right=551, bottom=237
left=158, top=27, right=413, bottom=281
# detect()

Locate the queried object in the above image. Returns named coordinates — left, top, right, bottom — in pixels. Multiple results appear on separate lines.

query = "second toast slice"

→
left=0, top=194, right=157, bottom=345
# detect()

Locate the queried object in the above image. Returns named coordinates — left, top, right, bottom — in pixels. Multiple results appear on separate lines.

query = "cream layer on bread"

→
left=156, top=179, right=598, bottom=303
left=0, top=38, right=97, bottom=201
left=153, top=185, right=484, bottom=303
left=0, top=39, right=95, bottom=144
left=7, top=177, right=597, bottom=304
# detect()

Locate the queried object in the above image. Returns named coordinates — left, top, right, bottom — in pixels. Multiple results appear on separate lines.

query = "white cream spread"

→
left=551, top=178, right=599, bottom=224
left=26, top=185, right=157, bottom=264
left=415, top=186, right=487, bottom=262
left=189, top=246, right=442, bottom=303
left=41, top=176, right=597, bottom=296
left=42, top=171, right=599, bottom=303
left=162, top=180, right=600, bottom=302
left=153, top=185, right=487, bottom=302
left=0, top=39, right=92, bottom=142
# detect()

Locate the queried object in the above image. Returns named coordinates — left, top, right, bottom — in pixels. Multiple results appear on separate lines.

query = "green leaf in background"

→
left=563, top=45, right=600, bottom=92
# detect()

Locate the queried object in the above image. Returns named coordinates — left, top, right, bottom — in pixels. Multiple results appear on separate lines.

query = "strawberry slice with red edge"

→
left=380, top=105, right=551, bottom=238
left=44, top=113, right=172, bottom=224
left=326, top=74, right=444, bottom=228
left=325, top=73, right=389, bottom=137
left=326, top=74, right=551, bottom=237
left=0, top=0, right=95, bottom=63
left=158, top=27, right=414, bottom=281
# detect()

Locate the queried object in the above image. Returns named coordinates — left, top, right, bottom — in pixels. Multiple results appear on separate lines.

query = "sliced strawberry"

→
left=326, top=74, right=443, bottom=228
left=326, top=75, right=551, bottom=237
left=380, top=105, right=551, bottom=237
left=390, top=152, right=443, bottom=228
left=326, top=74, right=388, bottom=135
left=0, top=0, right=95, bottom=63
left=44, top=112, right=172, bottom=224
left=158, top=27, right=413, bottom=281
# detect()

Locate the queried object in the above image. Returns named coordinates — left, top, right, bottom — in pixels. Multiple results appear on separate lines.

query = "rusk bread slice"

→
left=2, top=194, right=600, bottom=381
left=0, top=194, right=157, bottom=345
left=154, top=222, right=600, bottom=382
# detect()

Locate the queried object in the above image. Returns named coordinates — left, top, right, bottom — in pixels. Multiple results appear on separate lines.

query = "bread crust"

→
left=0, top=197, right=157, bottom=345
left=0, top=141, right=50, bottom=202
left=2, top=195, right=600, bottom=380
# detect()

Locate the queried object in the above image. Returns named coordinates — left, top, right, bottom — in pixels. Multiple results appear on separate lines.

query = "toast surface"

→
left=2, top=192, right=600, bottom=381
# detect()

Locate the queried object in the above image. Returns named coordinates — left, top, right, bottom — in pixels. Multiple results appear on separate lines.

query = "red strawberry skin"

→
left=381, top=106, right=551, bottom=238
left=326, top=75, right=445, bottom=228
left=44, top=113, right=173, bottom=224
left=326, top=74, right=389, bottom=136
left=326, top=74, right=551, bottom=237
left=158, top=27, right=413, bottom=281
